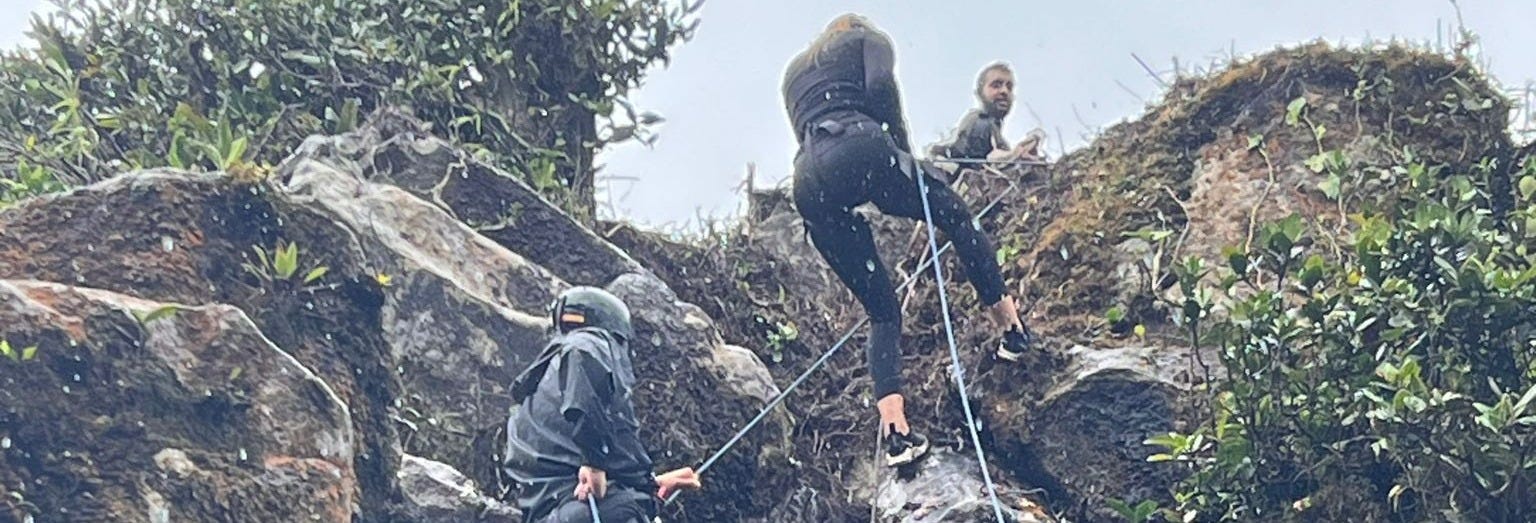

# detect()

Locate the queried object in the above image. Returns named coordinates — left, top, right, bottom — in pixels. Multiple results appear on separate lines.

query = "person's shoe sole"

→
left=885, top=437, right=930, bottom=467
left=996, top=345, right=1024, bottom=362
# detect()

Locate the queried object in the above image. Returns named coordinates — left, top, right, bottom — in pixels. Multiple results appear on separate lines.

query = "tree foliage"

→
left=0, top=0, right=701, bottom=219
left=1149, top=150, right=1536, bottom=521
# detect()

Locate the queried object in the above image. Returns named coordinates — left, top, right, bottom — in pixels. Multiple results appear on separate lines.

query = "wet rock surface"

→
left=0, top=280, right=355, bottom=523
left=396, top=454, right=521, bottom=523
left=864, top=449, right=1054, bottom=523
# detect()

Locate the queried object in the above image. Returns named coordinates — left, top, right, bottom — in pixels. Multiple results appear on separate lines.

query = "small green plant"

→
left=1, top=159, right=65, bottom=208
left=242, top=241, right=328, bottom=286
left=765, top=320, right=799, bottom=363
left=995, top=243, right=1021, bottom=267
left=132, top=304, right=183, bottom=325
left=1105, top=305, right=1126, bottom=326
left=1107, top=497, right=1164, bottom=522
left=0, top=339, right=38, bottom=362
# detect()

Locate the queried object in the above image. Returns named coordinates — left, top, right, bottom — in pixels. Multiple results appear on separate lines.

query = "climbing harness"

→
left=914, top=158, right=1009, bottom=521
left=663, top=176, right=1023, bottom=507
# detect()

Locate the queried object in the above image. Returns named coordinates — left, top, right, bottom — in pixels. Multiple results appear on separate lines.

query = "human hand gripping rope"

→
left=661, top=160, right=1026, bottom=520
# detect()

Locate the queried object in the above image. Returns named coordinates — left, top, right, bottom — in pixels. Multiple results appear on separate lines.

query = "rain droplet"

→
left=305, top=302, right=314, bottom=310
left=86, top=244, right=95, bottom=252
left=1, top=437, right=10, bottom=449
left=74, top=275, right=85, bottom=284
left=823, top=92, right=831, bottom=100
left=238, top=448, right=248, bottom=461
left=865, top=260, right=876, bottom=272
left=160, top=236, right=174, bottom=252
left=324, top=333, right=332, bottom=341
left=72, top=374, right=80, bottom=382
left=62, top=386, right=71, bottom=394
left=249, top=186, right=258, bottom=195
left=972, top=218, right=983, bottom=231
left=68, top=339, right=77, bottom=347
left=888, top=156, right=896, bottom=166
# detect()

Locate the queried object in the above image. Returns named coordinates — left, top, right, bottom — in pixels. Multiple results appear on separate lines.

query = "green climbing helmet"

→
left=549, top=286, right=633, bottom=341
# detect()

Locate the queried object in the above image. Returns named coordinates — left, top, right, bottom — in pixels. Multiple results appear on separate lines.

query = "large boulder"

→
left=992, top=345, right=1209, bottom=521
left=396, top=454, right=521, bottom=523
left=606, top=272, right=792, bottom=521
left=279, top=108, right=647, bottom=287
left=860, top=449, right=1054, bottom=523
left=0, top=280, right=354, bottom=523
left=0, top=170, right=405, bottom=521
left=276, top=141, right=559, bottom=486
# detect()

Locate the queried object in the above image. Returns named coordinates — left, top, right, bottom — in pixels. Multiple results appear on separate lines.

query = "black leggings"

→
left=792, top=110, right=1006, bottom=399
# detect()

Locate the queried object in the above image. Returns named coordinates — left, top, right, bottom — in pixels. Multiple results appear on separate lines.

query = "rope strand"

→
left=914, top=163, right=1008, bottom=521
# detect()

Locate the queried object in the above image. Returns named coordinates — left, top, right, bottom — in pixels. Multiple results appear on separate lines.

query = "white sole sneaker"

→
left=885, top=435, right=930, bottom=467
left=996, top=345, right=1024, bottom=362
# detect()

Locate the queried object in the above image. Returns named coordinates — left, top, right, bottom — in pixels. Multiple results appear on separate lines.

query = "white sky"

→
left=6, top=1, right=1535, bottom=232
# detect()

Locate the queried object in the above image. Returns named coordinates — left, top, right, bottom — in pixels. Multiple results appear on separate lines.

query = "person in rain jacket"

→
left=780, top=13, right=1038, bottom=468
left=503, top=286, right=701, bottom=522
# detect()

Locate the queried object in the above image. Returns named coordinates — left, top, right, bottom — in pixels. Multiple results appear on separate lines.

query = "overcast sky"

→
left=6, top=1, right=1535, bottom=232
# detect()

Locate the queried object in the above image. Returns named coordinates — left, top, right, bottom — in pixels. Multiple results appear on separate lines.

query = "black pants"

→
left=536, top=488, right=656, bottom=523
left=792, top=110, right=1007, bottom=399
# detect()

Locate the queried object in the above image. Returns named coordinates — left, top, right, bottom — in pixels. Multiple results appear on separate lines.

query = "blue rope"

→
left=588, top=494, right=601, bottom=522
left=662, top=181, right=1019, bottom=507
left=914, top=161, right=1008, bottom=521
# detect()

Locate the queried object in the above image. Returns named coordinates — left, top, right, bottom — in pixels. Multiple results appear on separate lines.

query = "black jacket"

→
left=502, top=328, right=656, bottom=520
left=782, top=26, right=913, bottom=153
left=934, top=108, right=1006, bottom=160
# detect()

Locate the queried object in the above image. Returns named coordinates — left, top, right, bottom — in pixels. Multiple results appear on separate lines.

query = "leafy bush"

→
left=1150, top=152, right=1536, bottom=521
left=0, top=0, right=700, bottom=218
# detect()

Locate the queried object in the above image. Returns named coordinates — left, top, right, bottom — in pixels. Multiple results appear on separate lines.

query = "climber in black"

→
left=502, top=286, right=701, bottom=522
left=930, top=61, right=1043, bottom=163
left=781, top=13, right=1037, bottom=468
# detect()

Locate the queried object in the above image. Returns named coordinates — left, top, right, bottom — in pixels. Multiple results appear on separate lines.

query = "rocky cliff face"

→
left=1, top=110, right=785, bottom=521
left=1, top=43, right=1524, bottom=523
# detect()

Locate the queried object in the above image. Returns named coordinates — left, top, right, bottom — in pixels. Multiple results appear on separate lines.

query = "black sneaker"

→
left=884, top=424, right=930, bottom=467
left=997, top=324, right=1034, bottom=362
